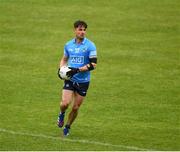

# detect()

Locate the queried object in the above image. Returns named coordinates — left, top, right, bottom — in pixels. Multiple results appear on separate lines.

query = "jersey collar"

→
left=73, top=38, right=86, bottom=44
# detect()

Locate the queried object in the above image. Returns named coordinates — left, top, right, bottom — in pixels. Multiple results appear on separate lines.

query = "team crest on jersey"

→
left=82, top=47, right=87, bottom=52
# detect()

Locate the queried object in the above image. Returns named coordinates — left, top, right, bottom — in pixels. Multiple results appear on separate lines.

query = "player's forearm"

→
left=59, top=56, right=68, bottom=68
left=79, top=63, right=97, bottom=72
left=79, top=57, right=97, bottom=72
left=79, top=65, right=88, bottom=72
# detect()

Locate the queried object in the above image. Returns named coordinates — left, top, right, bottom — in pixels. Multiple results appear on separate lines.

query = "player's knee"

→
left=72, top=105, right=80, bottom=112
left=60, top=101, right=69, bottom=109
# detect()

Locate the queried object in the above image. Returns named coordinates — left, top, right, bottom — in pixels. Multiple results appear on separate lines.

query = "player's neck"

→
left=75, top=37, right=84, bottom=44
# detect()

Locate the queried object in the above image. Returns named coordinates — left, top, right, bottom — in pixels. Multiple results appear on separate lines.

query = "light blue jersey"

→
left=64, top=38, right=97, bottom=83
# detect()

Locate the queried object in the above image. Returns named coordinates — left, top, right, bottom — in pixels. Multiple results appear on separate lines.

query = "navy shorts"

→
left=63, top=80, right=90, bottom=97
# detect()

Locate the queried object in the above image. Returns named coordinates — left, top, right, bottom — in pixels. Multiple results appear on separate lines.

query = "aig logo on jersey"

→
left=70, top=56, right=84, bottom=64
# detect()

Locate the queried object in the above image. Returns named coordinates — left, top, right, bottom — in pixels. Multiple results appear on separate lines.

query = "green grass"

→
left=0, top=0, right=180, bottom=150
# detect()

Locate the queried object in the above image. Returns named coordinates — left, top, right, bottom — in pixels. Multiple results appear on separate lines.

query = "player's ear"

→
left=74, top=27, right=77, bottom=34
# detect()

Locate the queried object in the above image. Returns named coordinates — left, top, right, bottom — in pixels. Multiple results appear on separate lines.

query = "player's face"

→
left=74, top=26, right=86, bottom=39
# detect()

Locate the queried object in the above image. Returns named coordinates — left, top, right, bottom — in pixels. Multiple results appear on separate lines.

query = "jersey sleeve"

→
left=89, top=42, right=97, bottom=58
left=64, top=45, right=69, bottom=57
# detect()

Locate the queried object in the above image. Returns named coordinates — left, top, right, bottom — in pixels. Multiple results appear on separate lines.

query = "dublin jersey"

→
left=64, top=38, right=97, bottom=83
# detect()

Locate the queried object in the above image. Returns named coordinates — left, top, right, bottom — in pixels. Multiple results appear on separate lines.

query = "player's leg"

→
left=58, top=89, right=73, bottom=128
left=67, top=92, right=85, bottom=126
left=60, top=89, right=74, bottom=112
left=63, top=92, right=85, bottom=135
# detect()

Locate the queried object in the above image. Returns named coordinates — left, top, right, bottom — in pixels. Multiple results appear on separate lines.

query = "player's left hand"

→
left=67, top=67, right=80, bottom=77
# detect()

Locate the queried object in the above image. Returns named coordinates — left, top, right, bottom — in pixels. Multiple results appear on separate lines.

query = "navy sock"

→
left=65, top=124, right=70, bottom=129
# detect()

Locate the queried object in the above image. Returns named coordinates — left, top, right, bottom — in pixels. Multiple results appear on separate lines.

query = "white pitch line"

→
left=0, top=128, right=151, bottom=151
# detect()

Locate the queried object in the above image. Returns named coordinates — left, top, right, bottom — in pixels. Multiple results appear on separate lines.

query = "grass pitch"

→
left=0, top=0, right=180, bottom=150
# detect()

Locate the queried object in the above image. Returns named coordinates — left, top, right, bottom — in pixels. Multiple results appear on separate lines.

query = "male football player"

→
left=57, top=20, right=97, bottom=136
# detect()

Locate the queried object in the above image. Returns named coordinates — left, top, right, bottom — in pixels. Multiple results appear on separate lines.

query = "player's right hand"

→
left=57, top=68, right=62, bottom=79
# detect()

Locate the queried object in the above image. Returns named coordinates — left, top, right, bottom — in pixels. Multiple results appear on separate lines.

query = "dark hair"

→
left=74, top=20, right=88, bottom=29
